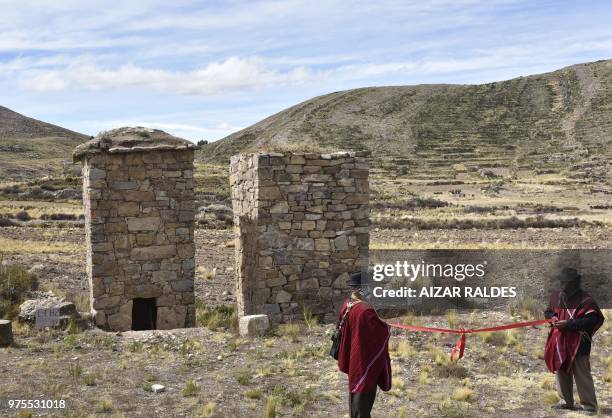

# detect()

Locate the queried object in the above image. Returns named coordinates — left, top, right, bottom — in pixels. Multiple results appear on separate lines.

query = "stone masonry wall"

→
left=82, top=149, right=196, bottom=331
left=230, top=151, right=369, bottom=323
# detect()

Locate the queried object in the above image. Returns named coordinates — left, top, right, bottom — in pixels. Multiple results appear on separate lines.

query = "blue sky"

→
left=1, top=0, right=611, bottom=141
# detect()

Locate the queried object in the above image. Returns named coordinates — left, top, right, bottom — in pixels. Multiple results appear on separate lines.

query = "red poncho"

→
left=337, top=299, right=392, bottom=393
left=544, top=291, right=604, bottom=373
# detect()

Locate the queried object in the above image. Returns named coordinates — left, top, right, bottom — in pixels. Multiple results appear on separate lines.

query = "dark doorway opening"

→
left=132, top=298, right=157, bottom=330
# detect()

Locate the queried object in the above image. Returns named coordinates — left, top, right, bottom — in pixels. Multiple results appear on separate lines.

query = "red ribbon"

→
left=388, top=318, right=551, bottom=362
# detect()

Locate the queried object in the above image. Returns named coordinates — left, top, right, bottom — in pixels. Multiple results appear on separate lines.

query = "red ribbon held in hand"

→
left=388, top=318, right=551, bottom=362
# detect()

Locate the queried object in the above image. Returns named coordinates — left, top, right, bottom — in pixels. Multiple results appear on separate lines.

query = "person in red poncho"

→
left=336, top=271, right=392, bottom=418
left=544, top=267, right=605, bottom=414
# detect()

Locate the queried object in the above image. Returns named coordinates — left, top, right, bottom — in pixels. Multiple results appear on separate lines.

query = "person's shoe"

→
left=551, top=400, right=575, bottom=410
left=578, top=405, right=597, bottom=416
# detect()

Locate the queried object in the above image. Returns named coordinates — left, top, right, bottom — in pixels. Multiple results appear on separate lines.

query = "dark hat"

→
left=554, top=267, right=581, bottom=283
left=347, top=272, right=362, bottom=288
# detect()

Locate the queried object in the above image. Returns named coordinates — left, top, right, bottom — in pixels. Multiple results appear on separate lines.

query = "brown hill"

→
left=0, top=106, right=89, bottom=181
left=201, top=59, right=612, bottom=179
left=0, top=106, right=88, bottom=140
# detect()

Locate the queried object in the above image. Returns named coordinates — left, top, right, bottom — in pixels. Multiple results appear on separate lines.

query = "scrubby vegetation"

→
left=195, top=300, right=238, bottom=331
left=373, top=214, right=604, bottom=230
left=0, top=262, right=36, bottom=319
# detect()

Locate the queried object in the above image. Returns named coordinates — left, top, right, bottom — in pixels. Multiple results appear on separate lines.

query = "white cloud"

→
left=2, top=0, right=612, bottom=141
left=17, top=56, right=313, bottom=94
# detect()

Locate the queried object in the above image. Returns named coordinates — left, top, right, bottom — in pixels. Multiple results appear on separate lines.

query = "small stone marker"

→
left=239, top=314, right=270, bottom=337
left=35, top=307, right=61, bottom=328
left=151, top=384, right=165, bottom=393
left=0, top=319, right=13, bottom=347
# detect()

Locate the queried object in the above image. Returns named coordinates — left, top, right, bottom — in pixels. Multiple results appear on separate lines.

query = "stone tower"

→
left=230, top=151, right=370, bottom=324
left=74, top=127, right=198, bottom=331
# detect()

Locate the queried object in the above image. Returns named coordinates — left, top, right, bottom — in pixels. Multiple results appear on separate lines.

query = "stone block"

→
left=333, top=272, right=349, bottom=288
left=276, top=290, right=293, bottom=303
left=117, top=202, right=140, bottom=216
left=136, top=233, right=155, bottom=246
left=127, top=216, right=161, bottom=232
left=171, top=280, right=193, bottom=292
left=104, top=222, right=127, bottom=234
left=297, top=277, right=319, bottom=290
left=295, top=238, right=314, bottom=250
left=123, top=190, right=155, bottom=201
left=266, top=275, right=287, bottom=287
left=152, top=270, right=177, bottom=282
left=111, top=181, right=139, bottom=190
left=93, top=310, right=106, bottom=327
left=289, top=155, right=306, bottom=164
left=334, top=235, right=349, bottom=251
left=270, top=202, right=289, bottom=214
left=89, top=168, right=107, bottom=180
left=157, top=306, right=186, bottom=330
left=259, top=186, right=282, bottom=200
left=130, top=245, right=176, bottom=260
left=239, top=314, right=270, bottom=337
left=93, top=296, right=121, bottom=310
left=262, top=303, right=281, bottom=314
left=107, top=300, right=132, bottom=331
left=315, top=238, right=331, bottom=251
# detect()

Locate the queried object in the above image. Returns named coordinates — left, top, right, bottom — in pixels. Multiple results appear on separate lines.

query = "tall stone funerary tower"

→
left=74, top=127, right=198, bottom=331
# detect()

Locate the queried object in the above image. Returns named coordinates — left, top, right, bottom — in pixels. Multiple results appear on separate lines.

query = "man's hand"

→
left=552, top=319, right=569, bottom=329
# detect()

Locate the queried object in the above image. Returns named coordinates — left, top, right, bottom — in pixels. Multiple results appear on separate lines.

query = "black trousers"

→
left=349, top=384, right=378, bottom=418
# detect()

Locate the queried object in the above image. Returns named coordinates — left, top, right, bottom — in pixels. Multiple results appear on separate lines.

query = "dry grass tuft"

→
left=201, top=401, right=216, bottom=418
left=395, top=340, right=417, bottom=358
left=277, top=323, right=300, bottom=342
left=452, top=387, right=474, bottom=402
left=264, top=396, right=278, bottom=418
left=508, top=296, right=544, bottom=320
left=245, top=389, right=263, bottom=399
left=437, top=398, right=470, bottom=417
left=540, top=376, right=554, bottom=390
left=0, top=237, right=79, bottom=254
left=446, top=309, right=458, bottom=329
left=303, top=307, right=319, bottom=330
left=479, top=331, right=508, bottom=346
left=542, top=390, right=560, bottom=405
left=195, top=301, right=238, bottom=331
left=417, top=370, right=430, bottom=385
left=403, top=310, right=421, bottom=326
left=182, top=380, right=200, bottom=397
left=96, top=398, right=113, bottom=413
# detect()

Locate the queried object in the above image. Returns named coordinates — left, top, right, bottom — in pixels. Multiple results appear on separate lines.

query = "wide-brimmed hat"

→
left=554, top=267, right=581, bottom=283
left=347, top=271, right=363, bottom=288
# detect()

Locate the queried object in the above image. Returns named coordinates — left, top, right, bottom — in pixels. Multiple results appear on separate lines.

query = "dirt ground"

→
left=0, top=307, right=610, bottom=417
left=1, top=226, right=611, bottom=306
left=0, top=225, right=611, bottom=417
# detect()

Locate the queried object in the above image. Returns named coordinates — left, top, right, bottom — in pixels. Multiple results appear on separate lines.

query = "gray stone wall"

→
left=81, top=149, right=196, bottom=331
left=230, top=151, right=369, bottom=323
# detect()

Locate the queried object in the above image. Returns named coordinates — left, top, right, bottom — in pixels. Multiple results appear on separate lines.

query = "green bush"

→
left=195, top=301, right=238, bottom=331
left=0, top=263, right=36, bottom=319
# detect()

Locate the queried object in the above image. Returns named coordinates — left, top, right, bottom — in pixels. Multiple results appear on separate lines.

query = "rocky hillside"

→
left=0, top=106, right=89, bottom=181
left=201, top=59, right=612, bottom=179
left=0, top=106, right=88, bottom=140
